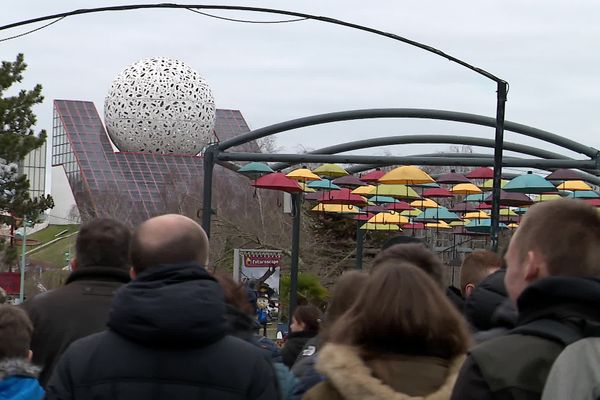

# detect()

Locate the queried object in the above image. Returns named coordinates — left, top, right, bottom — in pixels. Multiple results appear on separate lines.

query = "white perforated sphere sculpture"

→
left=104, top=58, right=215, bottom=155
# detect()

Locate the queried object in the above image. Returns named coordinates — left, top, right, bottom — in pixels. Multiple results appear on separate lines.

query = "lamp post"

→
left=19, top=220, right=32, bottom=304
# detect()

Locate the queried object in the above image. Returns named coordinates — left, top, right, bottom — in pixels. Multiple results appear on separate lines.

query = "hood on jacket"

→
left=517, top=276, right=600, bottom=327
left=223, top=304, right=257, bottom=342
left=315, top=343, right=464, bottom=400
left=464, top=269, right=508, bottom=331
left=107, top=262, right=226, bottom=347
left=65, top=265, right=130, bottom=285
left=0, top=359, right=40, bottom=380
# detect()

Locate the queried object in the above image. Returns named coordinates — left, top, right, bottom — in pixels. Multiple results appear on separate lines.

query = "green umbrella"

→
left=503, top=171, right=557, bottom=194
left=238, top=162, right=274, bottom=179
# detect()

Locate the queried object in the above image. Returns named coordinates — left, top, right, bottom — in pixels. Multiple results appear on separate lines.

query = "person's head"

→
left=213, top=274, right=254, bottom=316
left=372, top=243, right=445, bottom=288
left=505, top=199, right=600, bottom=302
left=291, top=305, right=322, bottom=333
left=381, top=235, right=425, bottom=251
left=460, top=251, right=502, bottom=297
left=73, top=218, right=131, bottom=270
left=0, top=305, right=33, bottom=360
left=130, top=214, right=209, bottom=276
left=329, top=262, right=470, bottom=359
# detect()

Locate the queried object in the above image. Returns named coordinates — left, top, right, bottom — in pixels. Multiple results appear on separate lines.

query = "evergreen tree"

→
left=0, top=53, right=54, bottom=270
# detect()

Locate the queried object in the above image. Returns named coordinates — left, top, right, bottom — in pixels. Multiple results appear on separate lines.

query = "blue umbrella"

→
left=503, top=171, right=557, bottom=194
left=368, top=195, right=399, bottom=204
left=464, top=193, right=487, bottom=202
left=238, top=162, right=274, bottom=180
left=568, top=190, right=600, bottom=199
left=465, top=219, right=508, bottom=233
left=414, top=207, right=461, bottom=222
left=307, top=179, right=341, bottom=190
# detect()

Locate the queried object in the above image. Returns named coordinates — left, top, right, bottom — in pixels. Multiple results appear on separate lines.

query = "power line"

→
left=0, top=16, right=66, bottom=43
left=185, top=8, right=307, bottom=24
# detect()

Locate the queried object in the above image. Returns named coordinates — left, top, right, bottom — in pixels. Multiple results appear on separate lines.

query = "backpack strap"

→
left=511, top=319, right=584, bottom=346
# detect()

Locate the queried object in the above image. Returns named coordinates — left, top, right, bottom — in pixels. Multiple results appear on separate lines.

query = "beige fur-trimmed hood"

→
left=315, top=343, right=465, bottom=400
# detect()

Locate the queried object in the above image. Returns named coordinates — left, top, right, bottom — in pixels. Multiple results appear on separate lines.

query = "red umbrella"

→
left=304, top=190, right=325, bottom=201
left=402, top=222, right=425, bottom=230
left=318, top=188, right=367, bottom=206
left=360, top=169, right=385, bottom=183
left=353, top=213, right=374, bottom=221
left=385, top=201, right=414, bottom=211
left=466, top=167, right=494, bottom=180
left=423, top=187, right=453, bottom=198
left=252, top=173, right=303, bottom=192
left=363, top=205, right=388, bottom=213
left=545, top=169, right=586, bottom=181
left=583, top=198, right=600, bottom=207
left=333, top=175, right=367, bottom=187
left=476, top=203, right=493, bottom=210
left=436, top=170, right=471, bottom=184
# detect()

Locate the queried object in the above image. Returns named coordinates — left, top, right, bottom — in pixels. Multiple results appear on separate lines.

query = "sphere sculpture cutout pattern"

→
left=104, top=58, right=216, bottom=155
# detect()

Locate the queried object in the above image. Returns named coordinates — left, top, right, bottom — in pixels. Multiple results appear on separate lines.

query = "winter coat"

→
left=223, top=304, right=295, bottom=399
left=303, top=343, right=465, bottom=400
left=22, top=265, right=130, bottom=386
left=451, top=276, right=600, bottom=400
left=464, top=269, right=509, bottom=332
left=282, top=331, right=318, bottom=368
left=0, top=358, right=44, bottom=400
left=445, top=286, right=464, bottom=312
left=45, top=263, right=279, bottom=400
left=473, top=299, right=518, bottom=344
left=290, top=336, right=323, bottom=400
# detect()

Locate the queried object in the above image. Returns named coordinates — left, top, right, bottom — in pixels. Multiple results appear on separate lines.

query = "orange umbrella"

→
left=378, top=165, right=435, bottom=185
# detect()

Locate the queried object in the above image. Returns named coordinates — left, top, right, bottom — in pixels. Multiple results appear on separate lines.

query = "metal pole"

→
left=201, top=146, right=216, bottom=237
left=19, top=223, right=27, bottom=304
left=289, top=192, right=301, bottom=329
left=490, top=81, right=508, bottom=252
left=356, top=224, right=365, bottom=269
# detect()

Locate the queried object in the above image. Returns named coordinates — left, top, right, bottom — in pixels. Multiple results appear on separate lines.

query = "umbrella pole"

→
left=289, top=192, right=302, bottom=330
left=356, top=221, right=365, bottom=270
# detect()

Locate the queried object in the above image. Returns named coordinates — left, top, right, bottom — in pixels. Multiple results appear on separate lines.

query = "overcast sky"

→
left=2, top=0, right=600, bottom=168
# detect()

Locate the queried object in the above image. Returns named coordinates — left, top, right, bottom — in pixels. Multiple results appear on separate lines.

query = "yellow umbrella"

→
left=311, top=203, right=360, bottom=214
left=507, top=223, right=519, bottom=229
left=410, top=198, right=439, bottom=209
left=378, top=165, right=435, bottom=185
left=374, top=184, right=421, bottom=199
left=480, top=179, right=508, bottom=190
left=286, top=168, right=321, bottom=182
left=401, top=209, right=422, bottom=217
left=499, top=209, right=518, bottom=217
left=360, top=222, right=401, bottom=231
left=557, top=180, right=593, bottom=191
left=367, top=212, right=410, bottom=225
left=352, top=185, right=375, bottom=195
left=463, top=211, right=490, bottom=219
left=450, top=219, right=470, bottom=227
left=536, top=194, right=562, bottom=202
left=312, top=163, right=348, bottom=178
left=451, top=183, right=483, bottom=195
left=299, top=182, right=316, bottom=193
left=426, top=221, right=452, bottom=229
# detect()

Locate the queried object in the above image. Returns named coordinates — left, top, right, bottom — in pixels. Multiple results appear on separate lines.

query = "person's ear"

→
left=70, top=258, right=78, bottom=271
left=524, top=250, right=546, bottom=282
left=27, top=350, right=33, bottom=361
left=464, top=283, right=476, bottom=297
left=129, top=267, right=137, bottom=280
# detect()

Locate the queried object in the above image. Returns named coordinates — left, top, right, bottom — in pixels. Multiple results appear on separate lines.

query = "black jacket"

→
left=45, top=263, right=279, bottom=400
left=282, top=331, right=318, bottom=368
left=23, top=265, right=130, bottom=386
left=446, top=286, right=465, bottom=311
left=464, top=269, right=512, bottom=332
left=451, top=276, right=600, bottom=400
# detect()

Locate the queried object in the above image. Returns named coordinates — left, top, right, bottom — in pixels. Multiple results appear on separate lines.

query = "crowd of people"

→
left=0, top=198, right=599, bottom=399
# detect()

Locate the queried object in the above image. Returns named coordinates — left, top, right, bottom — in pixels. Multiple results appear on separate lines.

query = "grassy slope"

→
left=27, top=225, right=79, bottom=268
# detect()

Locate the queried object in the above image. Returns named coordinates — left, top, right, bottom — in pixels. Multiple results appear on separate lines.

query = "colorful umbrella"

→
left=352, top=185, right=376, bottom=195
left=423, top=187, right=453, bottom=198
left=252, top=172, right=303, bottom=192
left=368, top=212, right=410, bottom=225
left=385, top=201, right=414, bottom=211
left=465, top=219, right=507, bottom=233
left=450, top=220, right=470, bottom=227
left=545, top=169, right=586, bottom=181
left=378, top=165, right=435, bottom=185
left=410, top=198, right=439, bottom=209
left=374, top=184, right=421, bottom=200
left=238, top=162, right=274, bottom=180
left=583, top=199, right=600, bottom=207
left=317, top=188, right=368, bottom=206
left=298, top=182, right=316, bottom=193
left=311, top=203, right=361, bottom=214
left=313, top=163, right=348, bottom=178
left=568, top=190, right=600, bottom=199
left=480, top=179, right=508, bottom=190
left=426, top=221, right=452, bottom=229
left=514, top=207, right=530, bottom=215
left=368, top=195, right=400, bottom=204
left=332, top=175, right=368, bottom=187
left=402, top=222, right=425, bottom=230
left=449, top=202, right=479, bottom=212
left=362, top=204, right=388, bottom=213
left=451, top=183, right=483, bottom=195
left=463, top=211, right=491, bottom=219
left=464, top=193, right=487, bottom=202
left=436, top=170, right=471, bottom=184
left=360, top=169, right=386, bottom=183
left=483, top=190, right=534, bottom=207
left=466, top=167, right=494, bottom=180
left=414, top=207, right=461, bottom=222
left=535, top=194, right=562, bottom=202
left=556, top=180, right=593, bottom=191
left=360, top=222, right=401, bottom=231
left=401, top=209, right=423, bottom=217
left=308, top=179, right=341, bottom=190
left=286, top=168, right=321, bottom=182
left=353, top=213, right=375, bottom=221
left=503, top=171, right=557, bottom=194
left=507, top=223, right=519, bottom=230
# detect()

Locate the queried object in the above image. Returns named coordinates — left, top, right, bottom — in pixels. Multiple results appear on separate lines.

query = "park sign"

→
left=243, top=251, right=282, bottom=268
left=233, top=249, right=282, bottom=299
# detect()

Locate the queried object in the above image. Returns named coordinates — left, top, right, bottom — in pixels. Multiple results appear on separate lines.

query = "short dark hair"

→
left=382, top=235, right=424, bottom=250
left=516, top=199, right=600, bottom=276
left=460, top=250, right=502, bottom=296
left=0, top=305, right=33, bottom=359
left=372, top=243, right=445, bottom=288
left=293, top=305, right=322, bottom=333
left=76, top=218, right=131, bottom=269
left=130, top=224, right=207, bottom=274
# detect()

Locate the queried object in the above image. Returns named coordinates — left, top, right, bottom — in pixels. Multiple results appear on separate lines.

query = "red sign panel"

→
left=0, top=272, right=20, bottom=295
left=243, top=253, right=282, bottom=268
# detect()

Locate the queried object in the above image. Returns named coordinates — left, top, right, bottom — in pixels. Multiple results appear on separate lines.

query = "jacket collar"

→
left=315, top=344, right=464, bottom=400
left=0, top=359, right=40, bottom=380
left=66, top=266, right=130, bottom=285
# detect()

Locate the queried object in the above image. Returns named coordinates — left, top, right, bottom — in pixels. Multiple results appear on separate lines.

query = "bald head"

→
left=130, top=214, right=209, bottom=274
